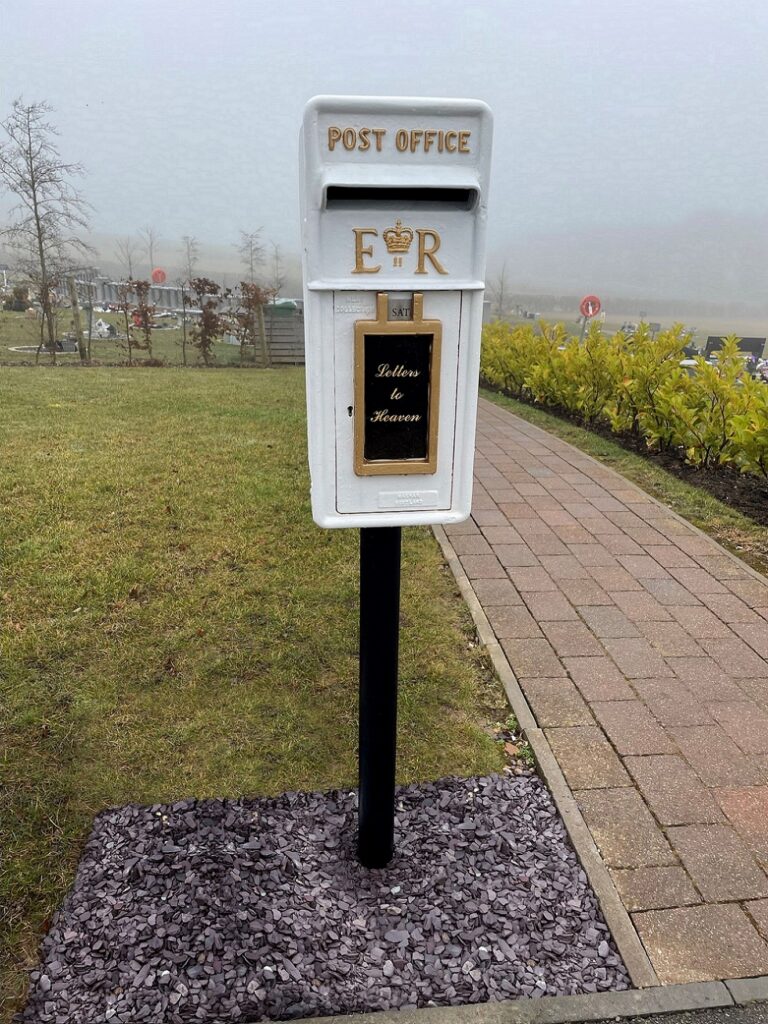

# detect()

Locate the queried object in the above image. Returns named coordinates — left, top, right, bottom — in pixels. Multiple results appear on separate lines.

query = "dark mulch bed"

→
left=599, top=424, right=768, bottom=527
left=19, top=773, right=629, bottom=1024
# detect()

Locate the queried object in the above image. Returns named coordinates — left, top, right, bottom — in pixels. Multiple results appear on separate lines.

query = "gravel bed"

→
left=20, top=772, right=630, bottom=1023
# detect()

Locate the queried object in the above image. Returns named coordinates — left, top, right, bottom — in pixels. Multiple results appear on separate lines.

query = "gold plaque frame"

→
left=354, top=293, right=442, bottom=476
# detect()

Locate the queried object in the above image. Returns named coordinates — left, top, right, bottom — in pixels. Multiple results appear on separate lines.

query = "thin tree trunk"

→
left=257, top=303, right=270, bottom=368
left=181, top=290, right=187, bottom=366
left=86, top=284, right=93, bottom=361
left=26, top=117, right=56, bottom=364
left=122, top=308, right=133, bottom=366
left=67, top=277, right=87, bottom=363
left=46, top=302, right=57, bottom=363
left=35, top=314, right=45, bottom=365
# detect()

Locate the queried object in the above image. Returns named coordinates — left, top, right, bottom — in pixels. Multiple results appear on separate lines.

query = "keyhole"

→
left=347, top=406, right=353, bottom=417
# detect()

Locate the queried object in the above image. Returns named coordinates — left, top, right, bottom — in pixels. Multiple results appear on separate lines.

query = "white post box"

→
left=300, top=95, right=493, bottom=528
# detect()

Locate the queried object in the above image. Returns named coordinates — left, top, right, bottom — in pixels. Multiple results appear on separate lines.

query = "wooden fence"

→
left=265, top=307, right=305, bottom=365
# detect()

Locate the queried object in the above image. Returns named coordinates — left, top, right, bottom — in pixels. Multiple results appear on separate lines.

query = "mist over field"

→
left=2, top=0, right=767, bottom=318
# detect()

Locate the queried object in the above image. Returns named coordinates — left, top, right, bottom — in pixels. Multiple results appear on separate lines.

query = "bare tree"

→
left=268, top=241, right=285, bottom=296
left=131, top=279, right=154, bottom=359
left=116, top=281, right=134, bottom=366
left=178, top=278, right=190, bottom=367
left=180, top=234, right=199, bottom=282
left=140, top=225, right=160, bottom=276
left=0, top=98, right=92, bottom=362
left=66, top=276, right=87, bottom=363
left=176, top=236, right=200, bottom=367
left=266, top=241, right=285, bottom=357
left=114, top=279, right=154, bottom=364
left=488, top=261, right=508, bottom=320
left=77, top=265, right=98, bottom=360
left=115, top=236, right=137, bottom=280
left=236, top=229, right=264, bottom=284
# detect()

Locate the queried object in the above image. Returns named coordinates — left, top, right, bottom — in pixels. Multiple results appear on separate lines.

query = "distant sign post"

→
left=151, top=268, right=166, bottom=285
left=580, top=294, right=601, bottom=319
left=579, top=294, right=601, bottom=342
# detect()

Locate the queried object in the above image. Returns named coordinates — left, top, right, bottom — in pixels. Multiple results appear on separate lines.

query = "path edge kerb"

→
left=433, top=525, right=659, bottom=990
left=302, top=981, right=734, bottom=1024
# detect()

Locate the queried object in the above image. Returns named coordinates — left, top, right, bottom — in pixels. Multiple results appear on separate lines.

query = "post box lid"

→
left=300, top=95, right=493, bottom=291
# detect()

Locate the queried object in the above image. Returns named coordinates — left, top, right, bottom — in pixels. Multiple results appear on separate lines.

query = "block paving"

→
left=446, top=398, right=768, bottom=984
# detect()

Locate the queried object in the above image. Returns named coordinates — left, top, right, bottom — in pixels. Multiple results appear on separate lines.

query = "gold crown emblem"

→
left=383, top=220, right=414, bottom=254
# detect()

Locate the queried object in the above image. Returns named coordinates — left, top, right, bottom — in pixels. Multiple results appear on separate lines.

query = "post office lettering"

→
left=395, top=128, right=471, bottom=154
left=328, top=126, right=387, bottom=152
left=328, top=126, right=471, bottom=155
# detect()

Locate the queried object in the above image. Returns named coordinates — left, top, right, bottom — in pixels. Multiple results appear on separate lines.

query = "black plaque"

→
left=362, top=334, right=432, bottom=463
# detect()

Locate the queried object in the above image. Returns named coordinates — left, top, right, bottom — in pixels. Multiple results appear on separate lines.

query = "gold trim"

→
left=383, top=220, right=414, bottom=254
left=415, top=228, right=448, bottom=275
left=354, top=292, right=441, bottom=476
left=351, top=228, right=381, bottom=274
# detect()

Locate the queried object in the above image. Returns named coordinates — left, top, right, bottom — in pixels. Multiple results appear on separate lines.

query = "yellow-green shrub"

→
left=480, top=320, right=547, bottom=397
left=480, top=322, right=768, bottom=480
left=646, top=336, right=749, bottom=468
left=732, top=377, right=768, bottom=479
left=607, top=325, right=689, bottom=438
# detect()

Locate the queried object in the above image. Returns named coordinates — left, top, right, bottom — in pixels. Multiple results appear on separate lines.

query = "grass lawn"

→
left=0, top=367, right=504, bottom=1019
left=483, top=388, right=768, bottom=575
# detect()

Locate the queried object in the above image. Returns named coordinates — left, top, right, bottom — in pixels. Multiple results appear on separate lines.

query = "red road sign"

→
left=151, top=267, right=167, bottom=284
left=580, top=295, right=601, bottom=318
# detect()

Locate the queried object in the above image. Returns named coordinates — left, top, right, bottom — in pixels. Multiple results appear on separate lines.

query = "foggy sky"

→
left=2, top=0, right=768, bottom=305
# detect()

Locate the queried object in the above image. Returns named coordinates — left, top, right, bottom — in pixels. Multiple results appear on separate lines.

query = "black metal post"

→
left=357, top=525, right=401, bottom=868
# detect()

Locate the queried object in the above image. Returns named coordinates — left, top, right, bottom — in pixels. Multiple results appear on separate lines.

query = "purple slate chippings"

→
left=19, top=773, right=629, bottom=1024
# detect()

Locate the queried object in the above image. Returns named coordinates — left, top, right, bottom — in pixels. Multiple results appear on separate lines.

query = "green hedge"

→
left=481, top=321, right=768, bottom=479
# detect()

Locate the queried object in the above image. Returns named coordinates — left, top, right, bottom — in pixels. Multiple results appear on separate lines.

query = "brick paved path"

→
left=447, top=398, right=768, bottom=985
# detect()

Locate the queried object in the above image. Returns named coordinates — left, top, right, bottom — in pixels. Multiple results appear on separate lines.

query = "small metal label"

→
left=378, top=490, right=439, bottom=509
left=336, top=301, right=371, bottom=314
left=387, top=294, right=413, bottom=320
